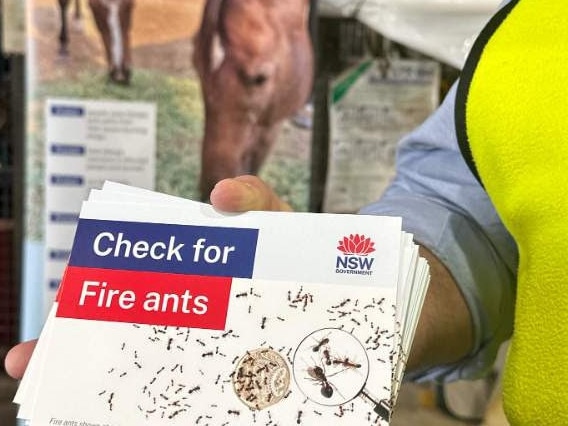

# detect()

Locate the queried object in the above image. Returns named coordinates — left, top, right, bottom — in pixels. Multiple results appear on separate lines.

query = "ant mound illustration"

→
left=232, top=348, right=290, bottom=410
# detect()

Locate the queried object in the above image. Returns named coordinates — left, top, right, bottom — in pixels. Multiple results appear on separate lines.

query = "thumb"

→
left=5, top=340, right=37, bottom=380
left=209, top=175, right=293, bottom=212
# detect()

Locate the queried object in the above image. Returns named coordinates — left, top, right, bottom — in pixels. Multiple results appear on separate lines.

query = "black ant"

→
left=331, top=357, right=361, bottom=369
left=305, top=362, right=350, bottom=402
left=322, top=348, right=332, bottom=365
left=311, top=332, right=331, bottom=352
left=307, top=365, right=335, bottom=398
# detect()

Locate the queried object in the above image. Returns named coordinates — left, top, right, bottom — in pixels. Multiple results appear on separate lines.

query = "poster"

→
left=44, top=98, right=156, bottom=311
left=23, top=0, right=313, bottom=331
left=323, top=59, right=440, bottom=213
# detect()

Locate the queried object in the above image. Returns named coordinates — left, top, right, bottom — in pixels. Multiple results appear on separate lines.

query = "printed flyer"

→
left=14, top=183, right=429, bottom=425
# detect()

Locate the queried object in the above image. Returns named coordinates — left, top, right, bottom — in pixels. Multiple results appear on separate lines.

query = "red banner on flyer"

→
left=56, top=266, right=232, bottom=330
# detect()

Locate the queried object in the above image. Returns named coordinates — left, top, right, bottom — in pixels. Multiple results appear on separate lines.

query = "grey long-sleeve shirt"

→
left=360, top=82, right=518, bottom=382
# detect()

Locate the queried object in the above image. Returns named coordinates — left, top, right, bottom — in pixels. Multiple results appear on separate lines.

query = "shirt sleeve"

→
left=359, top=83, right=518, bottom=382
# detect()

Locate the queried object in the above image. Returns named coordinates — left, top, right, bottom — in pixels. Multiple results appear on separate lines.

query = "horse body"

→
left=57, top=0, right=134, bottom=84
left=193, top=0, right=314, bottom=200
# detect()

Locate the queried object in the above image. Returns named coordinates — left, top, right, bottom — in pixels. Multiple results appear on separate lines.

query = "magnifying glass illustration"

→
left=292, top=327, right=391, bottom=420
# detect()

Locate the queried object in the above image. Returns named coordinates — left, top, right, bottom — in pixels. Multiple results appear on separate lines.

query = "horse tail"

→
left=193, top=0, right=225, bottom=75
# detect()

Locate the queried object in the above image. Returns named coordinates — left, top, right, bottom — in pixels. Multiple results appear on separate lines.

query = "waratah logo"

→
left=337, top=234, right=376, bottom=255
left=335, top=234, right=376, bottom=275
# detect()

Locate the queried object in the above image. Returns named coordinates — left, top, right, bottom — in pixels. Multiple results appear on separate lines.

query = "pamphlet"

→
left=14, top=183, right=430, bottom=425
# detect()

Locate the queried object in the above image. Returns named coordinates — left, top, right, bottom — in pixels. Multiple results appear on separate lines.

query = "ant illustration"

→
left=322, top=348, right=332, bottom=365
left=311, top=332, right=333, bottom=367
left=321, top=345, right=362, bottom=371
left=311, top=333, right=330, bottom=352
left=307, top=365, right=337, bottom=398
left=331, top=357, right=361, bottom=369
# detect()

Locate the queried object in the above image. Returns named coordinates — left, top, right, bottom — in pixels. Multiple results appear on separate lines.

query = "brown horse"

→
left=57, top=0, right=135, bottom=84
left=193, top=0, right=314, bottom=201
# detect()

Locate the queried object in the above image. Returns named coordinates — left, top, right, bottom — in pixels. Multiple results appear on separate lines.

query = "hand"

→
left=5, top=340, right=37, bottom=380
left=210, top=175, right=293, bottom=212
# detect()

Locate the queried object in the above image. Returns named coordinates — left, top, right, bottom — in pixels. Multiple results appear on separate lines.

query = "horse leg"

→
left=92, top=0, right=133, bottom=85
left=199, top=144, right=246, bottom=202
left=117, top=0, right=135, bottom=85
left=198, top=113, right=253, bottom=201
left=58, top=0, right=70, bottom=56
left=247, top=123, right=282, bottom=175
left=88, top=0, right=115, bottom=80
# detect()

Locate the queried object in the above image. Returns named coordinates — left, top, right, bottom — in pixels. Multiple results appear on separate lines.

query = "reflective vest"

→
left=456, top=1, right=568, bottom=423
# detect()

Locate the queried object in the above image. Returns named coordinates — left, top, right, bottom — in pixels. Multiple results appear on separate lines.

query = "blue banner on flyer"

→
left=68, top=219, right=258, bottom=278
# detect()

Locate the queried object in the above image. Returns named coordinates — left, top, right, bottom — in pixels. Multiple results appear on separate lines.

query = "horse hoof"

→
left=108, top=69, right=131, bottom=86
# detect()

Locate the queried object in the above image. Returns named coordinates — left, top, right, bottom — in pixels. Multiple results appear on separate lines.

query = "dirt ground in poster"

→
left=33, top=0, right=203, bottom=81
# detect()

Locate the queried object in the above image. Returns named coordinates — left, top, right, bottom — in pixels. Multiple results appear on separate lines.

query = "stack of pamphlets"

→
left=14, top=182, right=430, bottom=425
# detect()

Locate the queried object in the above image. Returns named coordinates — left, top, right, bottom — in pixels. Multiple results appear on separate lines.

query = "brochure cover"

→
left=14, top=183, right=429, bottom=425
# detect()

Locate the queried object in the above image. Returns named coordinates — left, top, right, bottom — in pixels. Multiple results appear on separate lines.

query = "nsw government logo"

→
left=335, top=234, right=376, bottom=276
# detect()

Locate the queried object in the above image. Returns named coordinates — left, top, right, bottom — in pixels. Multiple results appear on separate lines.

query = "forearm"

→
left=406, top=245, right=474, bottom=372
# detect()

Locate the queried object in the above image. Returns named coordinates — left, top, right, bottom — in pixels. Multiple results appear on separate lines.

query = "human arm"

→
left=360, top=82, right=517, bottom=381
left=208, top=173, right=493, bottom=377
left=199, top=155, right=515, bottom=380
left=206, top=145, right=496, bottom=377
left=406, top=246, right=473, bottom=372
left=207, top=175, right=491, bottom=376
left=209, top=176, right=478, bottom=375
left=210, top=174, right=476, bottom=374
